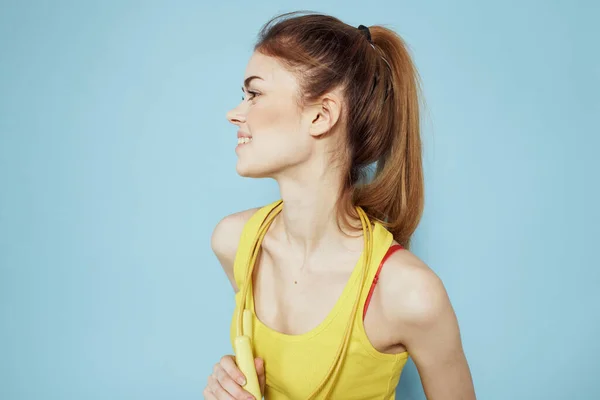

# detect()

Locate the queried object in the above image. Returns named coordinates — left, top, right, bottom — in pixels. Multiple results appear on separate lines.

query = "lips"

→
left=237, top=131, right=252, bottom=139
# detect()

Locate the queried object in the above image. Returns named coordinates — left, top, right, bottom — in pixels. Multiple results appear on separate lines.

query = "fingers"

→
left=220, top=355, right=247, bottom=386
left=255, top=357, right=265, bottom=393
left=207, top=374, right=235, bottom=399
left=254, top=357, right=264, bottom=375
left=207, top=356, right=255, bottom=400
left=203, top=385, right=218, bottom=399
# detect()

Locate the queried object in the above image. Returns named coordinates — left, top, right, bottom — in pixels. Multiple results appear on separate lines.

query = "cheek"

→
left=239, top=99, right=311, bottom=174
left=247, top=98, right=297, bottom=135
left=248, top=99, right=306, bottom=150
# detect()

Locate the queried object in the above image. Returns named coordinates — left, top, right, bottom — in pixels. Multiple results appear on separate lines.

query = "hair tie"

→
left=357, top=24, right=392, bottom=101
left=357, top=24, right=373, bottom=45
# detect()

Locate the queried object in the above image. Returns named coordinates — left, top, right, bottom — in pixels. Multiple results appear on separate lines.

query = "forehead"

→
left=244, top=51, right=298, bottom=89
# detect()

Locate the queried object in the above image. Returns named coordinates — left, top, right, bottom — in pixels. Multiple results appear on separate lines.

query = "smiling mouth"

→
left=237, top=137, right=253, bottom=145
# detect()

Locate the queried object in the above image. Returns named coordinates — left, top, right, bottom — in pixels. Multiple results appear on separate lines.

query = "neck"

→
left=271, top=167, right=360, bottom=258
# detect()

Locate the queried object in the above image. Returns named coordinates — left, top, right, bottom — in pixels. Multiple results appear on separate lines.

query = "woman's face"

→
left=226, top=51, right=315, bottom=179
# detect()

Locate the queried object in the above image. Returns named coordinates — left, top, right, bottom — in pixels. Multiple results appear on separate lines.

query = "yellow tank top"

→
left=229, top=199, right=409, bottom=399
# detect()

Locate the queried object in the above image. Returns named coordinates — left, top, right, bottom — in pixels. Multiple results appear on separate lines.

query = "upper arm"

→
left=210, top=207, right=260, bottom=293
left=380, top=251, right=477, bottom=400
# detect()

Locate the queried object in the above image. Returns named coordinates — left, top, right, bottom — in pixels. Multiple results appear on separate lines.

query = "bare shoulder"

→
left=377, top=241, right=452, bottom=330
left=211, top=207, right=261, bottom=292
left=377, top=241, right=476, bottom=398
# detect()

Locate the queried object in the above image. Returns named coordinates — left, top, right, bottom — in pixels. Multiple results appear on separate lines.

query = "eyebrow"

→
left=242, top=75, right=264, bottom=90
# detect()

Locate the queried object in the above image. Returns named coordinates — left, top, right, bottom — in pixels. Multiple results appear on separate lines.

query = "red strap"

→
left=362, top=244, right=404, bottom=320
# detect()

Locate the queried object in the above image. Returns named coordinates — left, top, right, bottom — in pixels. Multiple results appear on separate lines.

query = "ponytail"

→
left=349, top=26, right=424, bottom=249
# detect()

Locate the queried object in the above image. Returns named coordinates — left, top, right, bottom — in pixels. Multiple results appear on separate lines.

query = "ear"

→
left=308, top=92, right=342, bottom=138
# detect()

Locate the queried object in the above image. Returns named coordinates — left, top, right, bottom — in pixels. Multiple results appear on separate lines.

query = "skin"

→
left=205, top=51, right=477, bottom=400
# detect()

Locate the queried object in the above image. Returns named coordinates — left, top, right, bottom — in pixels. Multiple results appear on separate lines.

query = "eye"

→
left=242, top=90, right=260, bottom=101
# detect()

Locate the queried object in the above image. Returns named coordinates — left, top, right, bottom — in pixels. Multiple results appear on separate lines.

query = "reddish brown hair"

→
left=255, top=11, right=424, bottom=250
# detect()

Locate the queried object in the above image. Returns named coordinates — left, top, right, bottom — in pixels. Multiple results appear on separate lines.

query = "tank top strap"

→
left=355, top=221, right=395, bottom=320
left=233, top=203, right=394, bottom=321
left=232, top=199, right=283, bottom=290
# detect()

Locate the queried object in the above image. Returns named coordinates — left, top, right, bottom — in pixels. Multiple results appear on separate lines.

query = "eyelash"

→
left=242, top=90, right=259, bottom=101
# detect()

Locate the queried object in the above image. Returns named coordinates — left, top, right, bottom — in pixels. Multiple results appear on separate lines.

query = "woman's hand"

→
left=204, top=355, right=266, bottom=399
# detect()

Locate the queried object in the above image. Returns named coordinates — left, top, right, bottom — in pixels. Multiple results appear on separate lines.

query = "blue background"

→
left=1, top=1, right=598, bottom=399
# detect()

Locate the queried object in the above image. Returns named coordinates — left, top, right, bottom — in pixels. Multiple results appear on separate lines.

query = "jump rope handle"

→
left=234, top=310, right=262, bottom=399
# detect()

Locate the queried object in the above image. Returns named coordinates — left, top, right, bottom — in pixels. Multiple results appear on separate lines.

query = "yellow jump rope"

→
left=234, top=200, right=374, bottom=399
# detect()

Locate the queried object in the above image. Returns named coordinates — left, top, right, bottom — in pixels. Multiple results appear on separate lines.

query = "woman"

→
left=205, top=11, right=476, bottom=400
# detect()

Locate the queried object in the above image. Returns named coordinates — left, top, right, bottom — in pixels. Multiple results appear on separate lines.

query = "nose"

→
left=226, top=103, right=246, bottom=126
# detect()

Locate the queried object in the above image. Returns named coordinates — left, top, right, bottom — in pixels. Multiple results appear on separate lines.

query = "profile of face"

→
left=226, top=51, right=340, bottom=179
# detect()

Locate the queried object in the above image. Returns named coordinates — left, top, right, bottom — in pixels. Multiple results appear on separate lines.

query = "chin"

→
left=235, top=161, right=272, bottom=178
